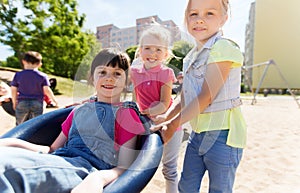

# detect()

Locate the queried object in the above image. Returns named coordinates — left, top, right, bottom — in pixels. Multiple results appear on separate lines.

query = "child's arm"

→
left=49, top=131, right=67, bottom=152
left=161, top=61, right=232, bottom=143
left=152, top=93, right=182, bottom=125
left=43, top=86, right=58, bottom=106
left=0, top=131, right=67, bottom=153
left=0, top=138, right=50, bottom=153
left=71, top=136, right=138, bottom=193
left=141, top=81, right=173, bottom=117
left=11, top=86, right=18, bottom=109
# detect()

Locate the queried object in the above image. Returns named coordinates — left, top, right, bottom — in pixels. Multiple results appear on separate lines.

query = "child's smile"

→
left=94, top=66, right=126, bottom=103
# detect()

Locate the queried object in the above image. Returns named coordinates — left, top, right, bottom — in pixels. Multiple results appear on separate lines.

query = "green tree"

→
left=0, top=0, right=96, bottom=79
left=125, top=45, right=138, bottom=63
left=168, top=40, right=193, bottom=73
left=74, top=40, right=102, bottom=81
left=5, top=55, right=20, bottom=68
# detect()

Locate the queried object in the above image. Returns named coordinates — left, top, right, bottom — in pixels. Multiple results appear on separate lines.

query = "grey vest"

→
left=183, top=33, right=242, bottom=113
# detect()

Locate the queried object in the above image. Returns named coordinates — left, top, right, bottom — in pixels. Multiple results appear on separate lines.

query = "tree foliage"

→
left=74, top=40, right=102, bottom=81
left=125, top=45, right=138, bottom=63
left=0, top=0, right=97, bottom=79
left=168, top=40, right=193, bottom=73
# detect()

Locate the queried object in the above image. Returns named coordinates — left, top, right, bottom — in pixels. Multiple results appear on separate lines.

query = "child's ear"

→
left=221, top=14, right=228, bottom=26
left=21, top=60, right=28, bottom=67
left=164, top=50, right=170, bottom=60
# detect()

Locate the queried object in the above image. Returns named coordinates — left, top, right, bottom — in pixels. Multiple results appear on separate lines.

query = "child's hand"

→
left=160, top=123, right=177, bottom=144
left=151, top=114, right=167, bottom=125
left=140, top=109, right=149, bottom=116
left=150, top=124, right=162, bottom=133
left=150, top=121, right=177, bottom=144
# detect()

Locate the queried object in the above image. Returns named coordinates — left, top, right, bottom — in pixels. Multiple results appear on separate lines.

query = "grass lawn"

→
left=48, top=74, right=94, bottom=98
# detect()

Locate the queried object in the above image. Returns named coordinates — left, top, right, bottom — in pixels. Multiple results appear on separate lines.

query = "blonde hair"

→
left=221, top=0, right=230, bottom=13
left=184, top=0, right=230, bottom=28
left=139, top=25, right=172, bottom=48
left=137, top=25, right=174, bottom=62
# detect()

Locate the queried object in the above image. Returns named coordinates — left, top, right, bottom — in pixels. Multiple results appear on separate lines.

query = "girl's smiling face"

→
left=93, top=65, right=126, bottom=103
left=186, top=0, right=228, bottom=47
left=140, top=35, right=169, bottom=69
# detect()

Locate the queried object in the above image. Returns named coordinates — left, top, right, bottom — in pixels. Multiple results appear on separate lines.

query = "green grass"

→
left=48, top=74, right=94, bottom=98
left=0, top=66, right=94, bottom=98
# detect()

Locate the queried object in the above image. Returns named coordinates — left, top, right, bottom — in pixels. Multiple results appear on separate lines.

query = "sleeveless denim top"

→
left=183, top=32, right=242, bottom=113
left=53, top=101, right=149, bottom=169
left=53, top=102, right=121, bottom=169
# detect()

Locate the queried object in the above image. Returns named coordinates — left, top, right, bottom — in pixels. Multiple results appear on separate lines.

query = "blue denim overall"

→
left=53, top=102, right=120, bottom=168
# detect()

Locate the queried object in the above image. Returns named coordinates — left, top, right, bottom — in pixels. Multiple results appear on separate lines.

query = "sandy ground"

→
left=142, top=96, right=300, bottom=193
left=1, top=70, right=300, bottom=192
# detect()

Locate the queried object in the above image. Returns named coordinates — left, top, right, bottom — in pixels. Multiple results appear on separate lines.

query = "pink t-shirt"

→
left=61, top=107, right=145, bottom=149
left=130, top=64, right=176, bottom=112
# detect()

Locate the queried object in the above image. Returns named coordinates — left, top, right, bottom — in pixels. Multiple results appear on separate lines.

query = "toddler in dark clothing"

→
left=10, top=51, right=58, bottom=125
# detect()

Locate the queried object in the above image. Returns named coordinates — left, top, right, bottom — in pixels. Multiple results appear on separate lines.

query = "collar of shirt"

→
left=136, top=63, right=163, bottom=74
left=198, top=31, right=223, bottom=52
left=184, top=31, right=223, bottom=73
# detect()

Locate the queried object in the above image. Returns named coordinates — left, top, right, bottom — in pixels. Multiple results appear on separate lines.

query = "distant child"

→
left=130, top=25, right=183, bottom=193
left=152, top=0, right=247, bottom=192
left=0, top=48, right=146, bottom=192
left=10, top=51, right=58, bottom=125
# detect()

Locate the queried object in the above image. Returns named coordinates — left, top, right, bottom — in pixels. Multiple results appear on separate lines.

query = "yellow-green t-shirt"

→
left=190, top=39, right=247, bottom=148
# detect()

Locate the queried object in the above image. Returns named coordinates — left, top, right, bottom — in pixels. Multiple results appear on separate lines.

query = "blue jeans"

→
left=0, top=147, right=97, bottom=193
left=15, top=99, right=43, bottom=125
left=178, top=130, right=243, bottom=193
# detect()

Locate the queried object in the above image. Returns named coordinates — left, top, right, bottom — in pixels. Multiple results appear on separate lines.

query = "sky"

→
left=0, top=0, right=255, bottom=60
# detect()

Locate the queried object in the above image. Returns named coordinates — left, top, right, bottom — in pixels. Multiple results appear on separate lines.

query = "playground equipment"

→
left=243, top=59, right=300, bottom=108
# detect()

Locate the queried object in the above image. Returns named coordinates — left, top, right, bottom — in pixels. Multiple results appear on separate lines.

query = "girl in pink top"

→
left=130, top=25, right=183, bottom=193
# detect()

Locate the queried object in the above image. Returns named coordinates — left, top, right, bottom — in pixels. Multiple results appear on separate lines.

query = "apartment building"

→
left=244, top=0, right=300, bottom=90
left=96, top=15, right=181, bottom=51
